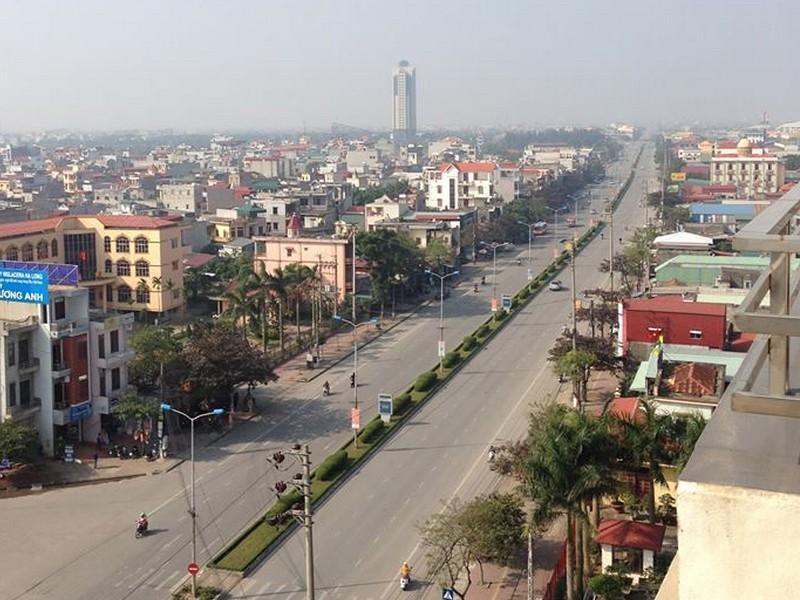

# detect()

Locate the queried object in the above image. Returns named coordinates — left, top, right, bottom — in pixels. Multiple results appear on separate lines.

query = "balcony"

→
left=18, top=357, right=40, bottom=374
left=48, top=319, right=89, bottom=339
left=96, top=348, right=135, bottom=368
left=673, top=184, right=800, bottom=599
left=1, top=316, right=39, bottom=334
left=51, top=362, right=71, bottom=379
left=9, top=396, right=42, bottom=421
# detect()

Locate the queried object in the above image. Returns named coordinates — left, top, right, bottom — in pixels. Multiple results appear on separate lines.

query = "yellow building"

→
left=0, top=215, right=186, bottom=317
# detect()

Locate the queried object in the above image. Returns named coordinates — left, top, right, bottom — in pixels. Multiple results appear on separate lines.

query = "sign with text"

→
left=670, top=172, right=687, bottom=182
left=0, top=267, right=49, bottom=304
left=378, top=393, right=393, bottom=423
left=438, top=340, right=446, bottom=358
left=501, top=294, right=513, bottom=310
left=351, top=407, right=361, bottom=430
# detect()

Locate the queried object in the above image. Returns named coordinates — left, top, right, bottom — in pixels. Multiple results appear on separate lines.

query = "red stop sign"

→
left=188, top=562, right=199, bottom=576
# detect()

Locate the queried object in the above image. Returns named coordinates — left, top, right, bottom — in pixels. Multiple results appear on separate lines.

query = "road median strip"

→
left=208, top=160, right=638, bottom=576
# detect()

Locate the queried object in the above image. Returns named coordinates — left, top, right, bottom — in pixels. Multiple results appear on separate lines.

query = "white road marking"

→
left=155, top=569, right=183, bottom=591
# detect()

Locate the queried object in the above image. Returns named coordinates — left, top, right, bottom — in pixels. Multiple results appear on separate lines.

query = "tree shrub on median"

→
left=316, top=449, right=349, bottom=481
left=494, top=309, right=508, bottom=322
left=359, top=418, right=385, bottom=444
left=272, top=488, right=303, bottom=515
left=476, top=324, right=491, bottom=338
left=462, top=335, right=477, bottom=352
left=393, top=392, right=412, bottom=415
left=414, top=371, right=438, bottom=392
left=443, top=351, right=461, bottom=369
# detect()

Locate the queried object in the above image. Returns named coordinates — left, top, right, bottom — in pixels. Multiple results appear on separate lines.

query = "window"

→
left=64, top=233, right=96, bottom=281
left=7, top=382, right=16, bottom=407
left=18, top=339, right=29, bottom=365
left=51, top=239, right=58, bottom=257
left=135, top=260, right=149, bottom=277
left=117, top=285, right=131, bottom=303
left=7, top=341, right=15, bottom=366
left=689, top=329, right=703, bottom=340
left=171, top=238, right=178, bottom=249
left=21, top=244, right=33, bottom=261
left=110, top=330, right=119, bottom=353
left=104, top=236, right=111, bottom=252
left=99, top=369, right=106, bottom=396
left=98, top=334, right=105, bottom=358
left=105, top=259, right=112, bottom=273
left=111, top=368, right=121, bottom=391
left=437, top=185, right=442, bottom=194
left=36, top=240, right=48, bottom=259
left=744, top=279, right=752, bottom=289
left=116, top=236, right=129, bottom=253
left=170, top=260, right=178, bottom=271
left=134, top=237, right=148, bottom=253
left=54, top=298, right=66, bottom=320
left=19, top=380, right=31, bottom=407
left=136, top=286, right=150, bottom=304
left=116, top=260, right=130, bottom=276
left=272, top=207, right=279, bottom=215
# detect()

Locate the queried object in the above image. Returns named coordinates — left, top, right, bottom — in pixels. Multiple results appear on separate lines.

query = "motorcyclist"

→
left=516, top=258, right=522, bottom=266
left=481, top=275, right=486, bottom=285
left=488, top=445, right=497, bottom=462
left=400, top=562, right=412, bottom=581
left=350, top=372, right=356, bottom=388
left=137, top=513, right=148, bottom=533
left=322, top=381, right=330, bottom=396
left=474, top=283, right=479, bottom=292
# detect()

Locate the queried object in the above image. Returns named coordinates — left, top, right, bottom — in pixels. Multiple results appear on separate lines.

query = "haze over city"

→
left=1, top=0, right=798, bottom=131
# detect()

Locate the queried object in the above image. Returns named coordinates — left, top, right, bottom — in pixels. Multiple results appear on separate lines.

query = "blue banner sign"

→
left=69, top=402, right=92, bottom=422
left=0, top=267, right=49, bottom=304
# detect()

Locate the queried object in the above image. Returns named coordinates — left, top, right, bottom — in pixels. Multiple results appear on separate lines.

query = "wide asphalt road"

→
left=0, top=143, right=648, bottom=600
left=230, top=142, right=657, bottom=600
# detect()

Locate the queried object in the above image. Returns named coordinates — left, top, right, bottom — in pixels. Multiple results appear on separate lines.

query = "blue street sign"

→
left=0, top=267, right=49, bottom=304
left=378, top=393, right=393, bottom=423
left=69, top=402, right=93, bottom=422
left=442, top=589, right=455, bottom=600
left=501, top=294, right=512, bottom=310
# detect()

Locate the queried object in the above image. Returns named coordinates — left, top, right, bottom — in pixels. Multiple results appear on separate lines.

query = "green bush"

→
left=494, top=309, right=508, bottom=322
left=476, top=324, right=490, bottom=338
left=315, top=449, right=349, bottom=481
left=511, top=298, right=520, bottom=309
left=414, top=371, right=438, bottom=392
left=272, top=488, right=303, bottom=514
left=518, top=287, right=530, bottom=299
left=359, top=419, right=385, bottom=444
left=442, top=351, right=461, bottom=369
left=173, top=585, right=222, bottom=600
left=393, top=392, right=412, bottom=415
left=462, top=335, right=477, bottom=351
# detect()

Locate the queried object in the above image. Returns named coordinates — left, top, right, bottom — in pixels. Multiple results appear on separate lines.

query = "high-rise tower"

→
left=392, top=60, right=416, bottom=145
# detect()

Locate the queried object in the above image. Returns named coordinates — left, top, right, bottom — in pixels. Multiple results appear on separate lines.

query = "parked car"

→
left=548, top=280, right=563, bottom=291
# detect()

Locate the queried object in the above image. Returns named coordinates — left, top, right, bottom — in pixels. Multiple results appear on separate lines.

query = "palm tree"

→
left=614, top=400, right=674, bottom=523
left=522, top=404, right=617, bottom=600
left=223, top=284, right=256, bottom=339
left=675, top=412, right=706, bottom=472
left=285, top=264, right=317, bottom=345
left=262, top=267, right=290, bottom=354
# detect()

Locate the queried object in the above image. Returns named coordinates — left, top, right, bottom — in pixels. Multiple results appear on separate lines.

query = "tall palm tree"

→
left=615, top=400, right=674, bottom=523
left=285, top=264, right=317, bottom=345
left=522, top=404, right=617, bottom=600
left=223, top=284, right=256, bottom=340
left=262, top=267, right=290, bottom=354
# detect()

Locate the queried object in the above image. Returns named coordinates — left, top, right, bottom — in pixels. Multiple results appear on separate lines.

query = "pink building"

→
left=253, top=214, right=353, bottom=303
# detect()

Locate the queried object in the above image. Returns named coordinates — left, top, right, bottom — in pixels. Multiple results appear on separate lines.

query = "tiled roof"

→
left=440, top=162, right=497, bottom=173
left=95, top=215, right=180, bottom=229
left=183, top=253, right=215, bottom=269
left=607, top=397, right=642, bottom=421
left=596, top=519, right=665, bottom=552
left=668, top=362, right=718, bottom=397
left=624, top=295, right=727, bottom=317
left=0, top=217, right=64, bottom=239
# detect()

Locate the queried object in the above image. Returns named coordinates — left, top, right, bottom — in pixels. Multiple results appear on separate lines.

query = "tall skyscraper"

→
left=392, top=60, right=416, bottom=145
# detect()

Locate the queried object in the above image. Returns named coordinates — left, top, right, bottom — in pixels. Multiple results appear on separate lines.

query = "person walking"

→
left=93, top=451, right=99, bottom=469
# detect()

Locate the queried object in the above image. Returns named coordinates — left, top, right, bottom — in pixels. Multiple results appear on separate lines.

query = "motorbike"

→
left=322, top=382, right=331, bottom=397
left=473, top=284, right=479, bottom=293
left=350, top=373, right=356, bottom=389
left=481, top=276, right=486, bottom=285
left=516, top=258, right=522, bottom=266
left=135, top=520, right=148, bottom=538
left=400, top=575, right=410, bottom=591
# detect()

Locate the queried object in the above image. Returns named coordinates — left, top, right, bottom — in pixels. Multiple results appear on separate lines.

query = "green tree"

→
left=114, top=393, right=161, bottom=422
left=129, top=325, right=183, bottom=394
left=674, top=413, right=707, bottom=472
left=0, top=421, right=39, bottom=463
left=614, top=400, right=674, bottom=523
left=357, top=230, right=422, bottom=318
left=520, top=404, right=617, bottom=600
left=262, top=267, right=291, bottom=353
left=553, top=349, right=596, bottom=408
left=284, top=264, right=317, bottom=345
left=223, top=284, right=258, bottom=339
left=423, top=237, right=453, bottom=270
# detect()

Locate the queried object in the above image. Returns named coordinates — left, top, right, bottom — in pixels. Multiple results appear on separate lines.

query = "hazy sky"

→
left=1, top=0, right=796, bottom=132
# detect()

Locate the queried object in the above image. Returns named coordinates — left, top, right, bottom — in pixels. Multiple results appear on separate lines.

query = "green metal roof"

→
left=630, top=361, right=649, bottom=393
left=655, top=254, right=770, bottom=271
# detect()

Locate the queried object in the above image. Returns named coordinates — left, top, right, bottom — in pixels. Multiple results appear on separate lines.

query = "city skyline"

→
left=1, top=0, right=799, bottom=132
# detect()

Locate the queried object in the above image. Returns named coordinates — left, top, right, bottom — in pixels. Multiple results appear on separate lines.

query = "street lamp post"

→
left=160, top=404, right=225, bottom=600
left=516, top=221, right=536, bottom=271
left=425, top=269, right=459, bottom=373
left=548, top=207, right=563, bottom=257
left=333, top=314, right=378, bottom=448
left=479, top=241, right=502, bottom=310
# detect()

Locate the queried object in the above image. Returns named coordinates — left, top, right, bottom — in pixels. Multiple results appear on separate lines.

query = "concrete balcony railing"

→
left=729, top=184, right=800, bottom=418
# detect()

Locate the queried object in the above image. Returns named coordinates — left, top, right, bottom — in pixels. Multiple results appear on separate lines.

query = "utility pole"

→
left=570, top=235, right=577, bottom=352
left=608, top=205, right=615, bottom=293
left=268, top=444, right=315, bottom=600
left=426, top=269, right=459, bottom=373
left=351, top=227, right=357, bottom=322
left=527, top=528, right=534, bottom=600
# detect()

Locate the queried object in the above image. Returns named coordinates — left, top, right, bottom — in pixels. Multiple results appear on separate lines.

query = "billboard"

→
left=670, top=172, right=687, bottom=182
left=0, top=267, right=49, bottom=304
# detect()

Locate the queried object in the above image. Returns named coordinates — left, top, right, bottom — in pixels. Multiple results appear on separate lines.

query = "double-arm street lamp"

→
left=517, top=221, right=536, bottom=275
left=548, top=207, right=565, bottom=257
left=333, top=314, right=378, bottom=448
left=160, top=404, right=225, bottom=600
left=479, top=241, right=503, bottom=309
left=425, top=268, right=459, bottom=372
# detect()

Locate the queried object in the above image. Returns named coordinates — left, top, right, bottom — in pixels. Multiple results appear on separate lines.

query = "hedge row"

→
left=315, top=449, right=349, bottom=481
left=359, top=419, right=385, bottom=444
left=414, top=370, right=438, bottom=392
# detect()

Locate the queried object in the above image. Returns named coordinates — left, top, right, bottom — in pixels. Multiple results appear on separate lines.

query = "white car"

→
left=548, top=280, right=563, bottom=291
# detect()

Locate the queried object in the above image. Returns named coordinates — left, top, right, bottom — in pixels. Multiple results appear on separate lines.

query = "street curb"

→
left=2, top=471, right=148, bottom=496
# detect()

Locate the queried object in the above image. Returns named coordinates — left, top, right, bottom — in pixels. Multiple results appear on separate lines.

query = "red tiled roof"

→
left=668, top=362, right=718, bottom=397
left=95, top=215, right=180, bottom=229
left=440, top=162, right=497, bottom=173
left=624, top=295, right=727, bottom=317
left=0, top=217, right=65, bottom=239
left=607, top=397, right=642, bottom=420
left=596, top=519, right=665, bottom=552
left=183, top=253, right=215, bottom=269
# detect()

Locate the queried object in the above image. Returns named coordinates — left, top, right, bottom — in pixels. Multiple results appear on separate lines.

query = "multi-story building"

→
left=88, top=310, right=134, bottom=435
left=0, top=215, right=186, bottom=318
left=710, top=138, right=785, bottom=197
left=207, top=205, right=267, bottom=243
left=392, top=60, right=417, bottom=145
left=159, top=182, right=205, bottom=214
left=345, top=148, right=381, bottom=174
left=424, top=162, right=498, bottom=211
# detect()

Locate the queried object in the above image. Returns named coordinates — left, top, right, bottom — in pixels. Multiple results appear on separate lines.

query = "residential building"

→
left=207, top=205, right=267, bottom=243
left=88, top=310, right=134, bottom=438
left=0, top=215, right=186, bottom=318
left=688, top=202, right=755, bottom=227
left=710, top=138, right=785, bottom=197
left=345, top=148, right=381, bottom=174
left=654, top=254, right=786, bottom=289
left=424, top=162, right=498, bottom=211
left=251, top=193, right=295, bottom=236
left=205, top=183, right=240, bottom=212
left=159, top=182, right=204, bottom=214
left=392, top=60, right=417, bottom=145
left=619, top=295, right=727, bottom=354
left=523, top=144, right=579, bottom=171
left=253, top=214, right=352, bottom=303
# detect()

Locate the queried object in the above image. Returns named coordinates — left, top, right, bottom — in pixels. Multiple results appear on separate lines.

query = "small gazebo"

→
left=595, top=518, right=666, bottom=583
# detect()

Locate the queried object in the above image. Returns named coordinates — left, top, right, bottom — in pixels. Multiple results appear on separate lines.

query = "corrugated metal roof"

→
left=690, top=203, right=755, bottom=216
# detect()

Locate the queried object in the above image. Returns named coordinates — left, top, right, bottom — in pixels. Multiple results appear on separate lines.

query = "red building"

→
left=620, top=295, right=727, bottom=352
